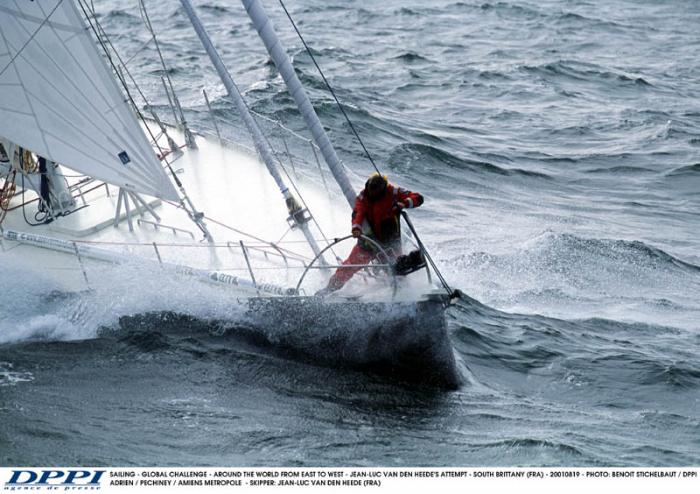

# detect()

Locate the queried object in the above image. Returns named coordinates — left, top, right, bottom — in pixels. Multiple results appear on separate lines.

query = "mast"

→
left=178, top=0, right=325, bottom=260
left=241, top=0, right=356, bottom=208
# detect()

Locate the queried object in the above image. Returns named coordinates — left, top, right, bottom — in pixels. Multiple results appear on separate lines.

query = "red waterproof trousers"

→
left=327, top=241, right=401, bottom=291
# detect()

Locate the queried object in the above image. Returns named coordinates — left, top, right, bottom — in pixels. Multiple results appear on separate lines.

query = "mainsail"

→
left=0, top=0, right=179, bottom=201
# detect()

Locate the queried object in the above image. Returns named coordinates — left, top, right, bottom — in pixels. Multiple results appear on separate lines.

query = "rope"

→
left=277, top=0, right=380, bottom=174
left=0, top=169, right=16, bottom=225
left=22, top=150, right=38, bottom=174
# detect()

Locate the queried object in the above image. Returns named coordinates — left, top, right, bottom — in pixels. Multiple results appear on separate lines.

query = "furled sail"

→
left=0, top=0, right=179, bottom=201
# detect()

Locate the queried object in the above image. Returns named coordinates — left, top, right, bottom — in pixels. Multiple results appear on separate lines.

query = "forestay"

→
left=0, top=0, right=179, bottom=201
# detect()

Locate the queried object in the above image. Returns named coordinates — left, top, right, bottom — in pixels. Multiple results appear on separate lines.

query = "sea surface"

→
left=1, top=0, right=700, bottom=466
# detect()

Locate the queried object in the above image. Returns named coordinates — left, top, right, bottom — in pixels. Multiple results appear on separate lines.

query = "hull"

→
left=246, top=295, right=461, bottom=389
left=2, top=129, right=460, bottom=389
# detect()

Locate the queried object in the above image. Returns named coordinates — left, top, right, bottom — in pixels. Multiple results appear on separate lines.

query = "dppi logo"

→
left=4, top=470, right=105, bottom=490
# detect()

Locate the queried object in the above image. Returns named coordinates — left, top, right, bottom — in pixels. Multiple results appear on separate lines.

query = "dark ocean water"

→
left=1, top=0, right=700, bottom=466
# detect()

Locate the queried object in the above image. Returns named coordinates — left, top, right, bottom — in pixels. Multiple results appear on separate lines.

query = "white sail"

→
left=0, top=0, right=179, bottom=201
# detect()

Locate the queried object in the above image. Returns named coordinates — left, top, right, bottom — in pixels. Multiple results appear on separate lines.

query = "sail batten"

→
left=0, top=0, right=179, bottom=201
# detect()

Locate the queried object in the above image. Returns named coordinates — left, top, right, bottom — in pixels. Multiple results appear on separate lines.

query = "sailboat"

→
left=0, top=0, right=461, bottom=388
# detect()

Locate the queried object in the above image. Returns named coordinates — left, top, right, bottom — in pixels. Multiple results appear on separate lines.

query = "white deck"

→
left=1, top=127, right=435, bottom=302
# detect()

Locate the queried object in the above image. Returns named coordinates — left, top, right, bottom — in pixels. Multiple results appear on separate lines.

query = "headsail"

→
left=0, top=0, right=179, bottom=201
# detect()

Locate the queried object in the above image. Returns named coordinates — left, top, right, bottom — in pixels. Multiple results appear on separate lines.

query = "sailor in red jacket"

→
left=320, top=173, right=424, bottom=294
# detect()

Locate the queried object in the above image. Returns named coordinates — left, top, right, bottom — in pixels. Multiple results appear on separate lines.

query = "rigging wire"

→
left=276, top=0, right=380, bottom=174
left=76, top=0, right=166, bottom=156
left=74, top=0, right=452, bottom=296
left=277, top=0, right=457, bottom=298
left=187, top=19, right=339, bottom=259
left=138, top=0, right=195, bottom=146
left=249, top=106, right=342, bottom=261
left=122, top=37, right=154, bottom=67
left=160, top=198, right=315, bottom=262
left=80, top=0, right=179, bottom=157
left=81, top=0, right=334, bottom=256
left=76, top=0, right=212, bottom=241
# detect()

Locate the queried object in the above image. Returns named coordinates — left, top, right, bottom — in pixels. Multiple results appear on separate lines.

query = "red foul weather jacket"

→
left=351, top=184, right=424, bottom=244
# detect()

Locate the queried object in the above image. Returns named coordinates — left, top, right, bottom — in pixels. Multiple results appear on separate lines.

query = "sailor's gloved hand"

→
left=351, top=227, right=362, bottom=238
left=393, top=201, right=406, bottom=213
